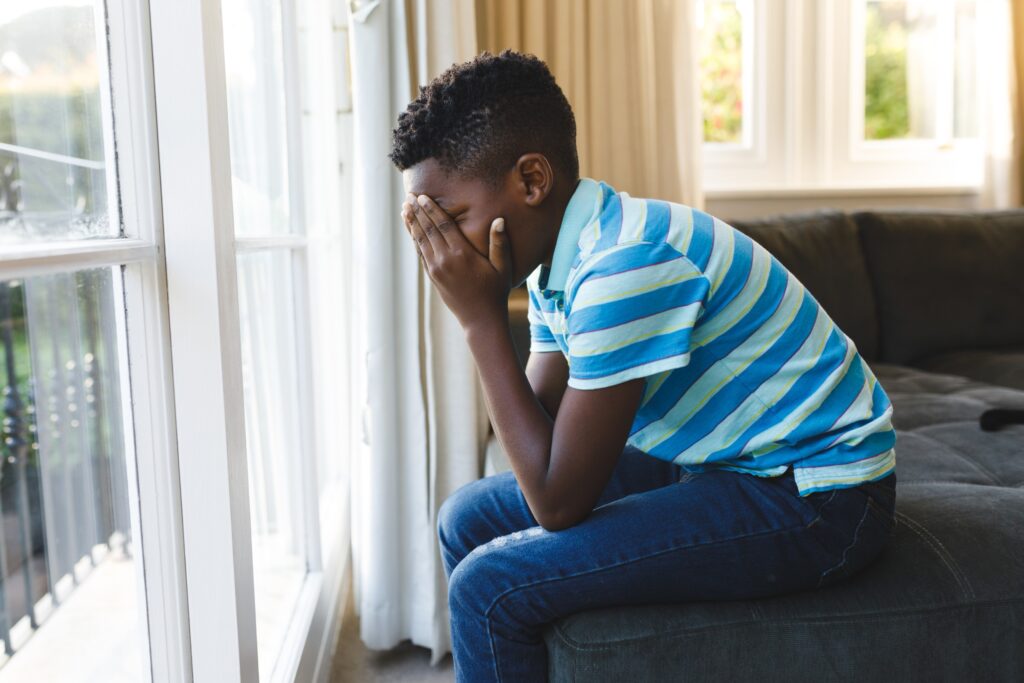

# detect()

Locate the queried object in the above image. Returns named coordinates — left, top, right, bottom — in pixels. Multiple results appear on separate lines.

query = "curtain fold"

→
left=987, top=0, right=1024, bottom=206
left=475, top=0, right=704, bottom=207
left=986, top=0, right=1024, bottom=208
left=347, top=0, right=487, bottom=666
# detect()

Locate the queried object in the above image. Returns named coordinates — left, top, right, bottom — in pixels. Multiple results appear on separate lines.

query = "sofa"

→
left=499, top=208, right=1024, bottom=681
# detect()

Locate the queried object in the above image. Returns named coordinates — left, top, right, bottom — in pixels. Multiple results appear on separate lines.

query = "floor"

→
left=329, top=570, right=455, bottom=682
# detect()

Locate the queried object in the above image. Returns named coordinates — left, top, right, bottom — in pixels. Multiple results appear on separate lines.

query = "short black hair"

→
left=388, top=49, right=579, bottom=190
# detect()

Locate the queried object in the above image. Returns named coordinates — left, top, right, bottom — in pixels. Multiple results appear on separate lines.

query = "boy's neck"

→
left=539, top=176, right=582, bottom=270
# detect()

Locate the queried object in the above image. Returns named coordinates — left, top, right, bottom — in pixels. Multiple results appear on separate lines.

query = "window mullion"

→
left=279, top=0, right=324, bottom=581
left=105, top=0, right=192, bottom=679
left=935, top=2, right=956, bottom=142
left=149, top=0, right=259, bottom=680
left=0, top=240, right=158, bottom=280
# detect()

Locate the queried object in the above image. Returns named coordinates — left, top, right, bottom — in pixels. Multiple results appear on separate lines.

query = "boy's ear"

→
left=514, top=153, right=554, bottom=208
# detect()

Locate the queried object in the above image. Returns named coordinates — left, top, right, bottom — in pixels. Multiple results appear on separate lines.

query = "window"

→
left=220, top=0, right=316, bottom=675
left=0, top=1, right=184, bottom=679
left=0, top=268, right=145, bottom=680
left=862, top=0, right=977, bottom=141
left=697, top=0, right=752, bottom=146
left=1, top=0, right=353, bottom=680
left=698, top=0, right=986, bottom=192
left=205, top=0, right=352, bottom=678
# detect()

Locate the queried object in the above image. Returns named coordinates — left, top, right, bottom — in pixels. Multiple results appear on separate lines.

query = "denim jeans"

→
left=437, top=445, right=897, bottom=682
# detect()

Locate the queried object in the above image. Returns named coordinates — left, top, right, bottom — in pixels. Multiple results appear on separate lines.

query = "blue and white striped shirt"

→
left=526, top=177, right=897, bottom=496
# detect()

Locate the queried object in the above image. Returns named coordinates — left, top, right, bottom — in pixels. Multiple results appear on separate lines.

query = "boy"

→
left=390, top=49, right=897, bottom=683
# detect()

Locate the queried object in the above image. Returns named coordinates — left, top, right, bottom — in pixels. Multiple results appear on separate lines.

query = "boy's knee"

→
left=447, top=544, right=499, bottom=614
left=437, top=479, right=479, bottom=548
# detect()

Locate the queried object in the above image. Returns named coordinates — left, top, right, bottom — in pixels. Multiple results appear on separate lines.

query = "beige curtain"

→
left=1003, top=0, right=1024, bottom=205
left=977, top=0, right=1021, bottom=209
left=475, top=0, right=705, bottom=208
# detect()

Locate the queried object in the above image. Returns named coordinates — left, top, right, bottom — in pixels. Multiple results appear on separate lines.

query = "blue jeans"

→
left=437, top=445, right=897, bottom=682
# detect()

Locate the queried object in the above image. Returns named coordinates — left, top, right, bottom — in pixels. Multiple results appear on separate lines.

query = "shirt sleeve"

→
left=564, top=241, right=711, bottom=390
left=527, top=287, right=562, bottom=353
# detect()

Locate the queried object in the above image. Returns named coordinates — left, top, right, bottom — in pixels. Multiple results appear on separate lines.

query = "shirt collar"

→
left=538, top=177, right=602, bottom=299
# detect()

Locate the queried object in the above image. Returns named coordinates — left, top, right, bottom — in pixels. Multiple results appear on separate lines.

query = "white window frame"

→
left=825, top=0, right=983, bottom=187
left=147, top=0, right=258, bottom=676
left=0, top=0, right=193, bottom=680
left=701, top=0, right=985, bottom=194
left=699, top=0, right=787, bottom=189
left=2, top=0, right=351, bottom=679
left=149, top=0, right=352, bottom=679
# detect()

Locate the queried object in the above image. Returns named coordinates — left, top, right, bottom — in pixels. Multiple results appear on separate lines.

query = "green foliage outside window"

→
left=864, top=2, right=910, bottom=140
left=699, top=2, right=743, bottom=144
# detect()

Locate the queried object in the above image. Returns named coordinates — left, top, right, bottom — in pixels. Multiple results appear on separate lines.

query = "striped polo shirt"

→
left=526, top=176, right=897, bottom=497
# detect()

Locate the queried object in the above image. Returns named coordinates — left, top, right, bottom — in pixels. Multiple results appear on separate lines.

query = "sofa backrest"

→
left=852, top=208, right=1024, bottom=365
left=727, top=209, right=881, bottom=361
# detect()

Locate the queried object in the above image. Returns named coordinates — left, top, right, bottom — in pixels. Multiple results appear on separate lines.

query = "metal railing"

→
left=0, top=269, right=132, bottom=663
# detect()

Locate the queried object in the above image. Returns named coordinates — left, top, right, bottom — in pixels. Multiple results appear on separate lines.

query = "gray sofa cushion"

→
left=729, top=210, right=880, bottom=361
left=913, top=346, right=1024, bottom=393
left=544, top=364, right=1024, bottom=682
left=853, top=209, right=1024, bottom=365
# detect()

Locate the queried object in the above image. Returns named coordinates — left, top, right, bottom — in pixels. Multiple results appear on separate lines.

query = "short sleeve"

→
left=527, top=287, right=561, bottom=353
left=564, top=241, right=711, bottom=390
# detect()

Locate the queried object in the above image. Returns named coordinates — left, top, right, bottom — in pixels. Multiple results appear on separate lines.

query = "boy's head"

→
left=389, top=49, right=580, bottom=287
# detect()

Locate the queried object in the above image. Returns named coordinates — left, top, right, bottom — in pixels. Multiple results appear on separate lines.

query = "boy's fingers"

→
left=410, top=203, right=444, bottom=258
left=416, top=195, right=456, bottom=245
left=489, top=217, right=510, bottom=279
left=412, top=195, right=454, bottom=252
left=403, top=203, right=434, bottom=261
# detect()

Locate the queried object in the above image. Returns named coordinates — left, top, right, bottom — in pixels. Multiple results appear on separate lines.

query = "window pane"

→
left=0, top=3, right=119, bottom=245
left=309, top=240, right=346, bottom=497
left=952, top=0, right=977, bottom=138
left=698, top=0, right=744, bottom=144
left=236, top=249, right=306, bottom=678
left=863, top=0, right=978, bottom=140
left=0, top=268, right=145, bottom=681
left=222, top=0, right=293, bottom=237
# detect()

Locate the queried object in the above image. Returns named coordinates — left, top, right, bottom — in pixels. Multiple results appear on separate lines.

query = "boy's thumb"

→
left=489, top=218, right=510, bottom=278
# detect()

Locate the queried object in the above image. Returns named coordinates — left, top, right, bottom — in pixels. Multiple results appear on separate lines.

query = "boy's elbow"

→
left=537, top=506, right=587, bottom=532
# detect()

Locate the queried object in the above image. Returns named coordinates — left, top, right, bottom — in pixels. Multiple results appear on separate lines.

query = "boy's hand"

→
left=402, top=193, right=512, bottom=330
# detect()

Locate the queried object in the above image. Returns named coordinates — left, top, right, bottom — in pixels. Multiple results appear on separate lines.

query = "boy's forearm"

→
left=464, top=317, right=558, bottom=525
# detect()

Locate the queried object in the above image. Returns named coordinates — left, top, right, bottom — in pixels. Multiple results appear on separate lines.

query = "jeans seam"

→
left=801, top=487, right=839, bottom=529
left=480, top=518, right=812, bottom=629
left=485, top=520, right=815, bottom=679
left=816, top=495, right=871, bottom=588
left=488, top=621, right=504, bottom=682
left=864, top=495, right=894, bottom=528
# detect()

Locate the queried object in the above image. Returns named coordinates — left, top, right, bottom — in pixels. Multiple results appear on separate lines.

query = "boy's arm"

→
left=468, top=323, right=645, bottom=531
left=403, top=193, right=648, bottom=531
left=525, top=351, right=569, bottom=420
